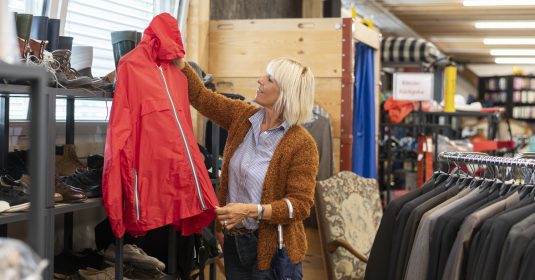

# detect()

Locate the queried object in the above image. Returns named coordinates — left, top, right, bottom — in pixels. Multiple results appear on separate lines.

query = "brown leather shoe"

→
left=18, top=174, right=63, bottom=202
left=55, top=177, right=86, bottom=203
left=28, top=38, right=48, bottom=61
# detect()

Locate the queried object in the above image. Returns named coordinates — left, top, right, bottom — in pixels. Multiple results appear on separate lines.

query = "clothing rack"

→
left=438, top=151, right=535, bottom=169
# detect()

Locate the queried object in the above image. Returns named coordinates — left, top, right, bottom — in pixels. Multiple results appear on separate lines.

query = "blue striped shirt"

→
left=228, top=109, right=289, bottom=229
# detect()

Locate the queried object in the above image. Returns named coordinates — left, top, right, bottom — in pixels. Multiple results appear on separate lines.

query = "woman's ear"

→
left=174, top=58, right=186, bottom=70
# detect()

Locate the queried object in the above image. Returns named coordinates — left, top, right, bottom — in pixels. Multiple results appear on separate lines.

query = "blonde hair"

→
left=266, top=57, right=315, bottom=126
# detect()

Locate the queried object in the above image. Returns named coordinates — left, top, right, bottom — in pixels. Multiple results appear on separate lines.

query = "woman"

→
left=177, top=57, right=319, bottom=279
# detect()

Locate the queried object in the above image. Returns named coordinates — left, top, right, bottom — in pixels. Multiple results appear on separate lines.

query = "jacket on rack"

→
left=102, top=13, right=218, bottom=238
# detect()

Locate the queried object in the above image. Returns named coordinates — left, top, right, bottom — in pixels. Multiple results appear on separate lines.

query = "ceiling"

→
left=374, top=0, right=535, bottom=65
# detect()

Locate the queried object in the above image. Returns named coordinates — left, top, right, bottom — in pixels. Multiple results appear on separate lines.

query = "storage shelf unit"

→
left=479, top=75, right=535, bottom=120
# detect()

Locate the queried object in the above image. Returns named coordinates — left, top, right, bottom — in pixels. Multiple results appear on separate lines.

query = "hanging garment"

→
left=303, top=112, right=333, bottom=181
left=441, top=192, right=520, bottom=280
left=495, top=213, right=535, bottom=280
left=352, top=42, right=377, bottom=179
left=364, top=174, right=446, bottom=280
left=518, top=238, right=535, bottom=280
left=102, top=13, right=218, bottom=238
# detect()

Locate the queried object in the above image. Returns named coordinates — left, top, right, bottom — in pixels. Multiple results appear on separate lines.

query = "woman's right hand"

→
left=174, top=58, right=185, bottom=70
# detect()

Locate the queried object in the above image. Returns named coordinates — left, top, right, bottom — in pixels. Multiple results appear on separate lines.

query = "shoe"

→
left=28, top=38, right=48, bottom=61
left=46, top=18, right=60, bottom=52
left=55, top=177, right=87, bottom=203
left=0, top=187, right=30, bottom=212
left=78, top=266, right=131, bottom=280
left=58, top=36, right=73, bottom=50
left=17, top=174, right=63, bottom=202
left=52, top=49, right=94, bottom=88
left=111, top=31, right=139, bottom=69
left=56, top=144, right=87, bottom=176
left=15, top=13, right=33, bottom=41
left=62, top=170, right=102, bottom=198
left=87, top=155, right=104, bottom=170
left=104, top=244, right=165, bottom=272
left=29, top=16, right=48, bottom=41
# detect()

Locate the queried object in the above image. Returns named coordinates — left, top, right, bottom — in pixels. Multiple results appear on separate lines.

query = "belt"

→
left=225, top=227, right=258, bottom=237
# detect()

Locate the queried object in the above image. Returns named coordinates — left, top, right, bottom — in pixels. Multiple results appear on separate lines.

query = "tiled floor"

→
left=207, top=228, right=327, bottom=279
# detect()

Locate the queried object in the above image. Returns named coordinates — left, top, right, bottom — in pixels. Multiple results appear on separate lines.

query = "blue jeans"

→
left=223, top=233, right=303, bottom=280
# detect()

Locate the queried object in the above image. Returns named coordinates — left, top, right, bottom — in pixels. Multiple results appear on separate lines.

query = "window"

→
left=64, top=0, right=156, bottom=77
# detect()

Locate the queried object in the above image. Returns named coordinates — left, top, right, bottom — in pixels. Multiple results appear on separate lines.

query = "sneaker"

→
left=78, top=266, right=131, bottom=280
left=104, top=244, right=165, bottom=272
left=0, top=187, right=30, bottom=212
left=62, top=174, right=101, bottom=198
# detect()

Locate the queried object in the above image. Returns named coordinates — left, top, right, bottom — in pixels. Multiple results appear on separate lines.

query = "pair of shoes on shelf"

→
left=103, top=244, right=166, bottom=272
left=61, top=168, right=102, bottom=198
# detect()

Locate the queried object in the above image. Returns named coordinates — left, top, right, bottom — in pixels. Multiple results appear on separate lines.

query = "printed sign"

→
left=393, top=73, right=434, bottom=101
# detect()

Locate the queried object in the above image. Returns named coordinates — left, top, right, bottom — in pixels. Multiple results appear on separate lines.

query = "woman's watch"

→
left=256, top=204, right=264, bottom=222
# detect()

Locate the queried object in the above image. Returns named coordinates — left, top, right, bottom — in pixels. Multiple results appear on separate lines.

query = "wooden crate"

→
left=209, top=18, right=343, bottom=172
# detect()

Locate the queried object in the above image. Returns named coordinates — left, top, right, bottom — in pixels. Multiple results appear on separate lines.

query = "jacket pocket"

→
left=133, top=168, right=140, bottom=220
left=141, top=98, right=172, bottom=116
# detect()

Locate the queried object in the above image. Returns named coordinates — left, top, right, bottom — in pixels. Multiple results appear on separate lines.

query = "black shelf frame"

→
left=479, top=75, right=535, bottom=120
left=379, top=109, right=502, bottom=204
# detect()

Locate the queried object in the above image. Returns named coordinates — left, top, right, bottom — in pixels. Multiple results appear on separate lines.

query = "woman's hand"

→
left=215, top=203, right=256, bottom=230
left=174, top=58, right=185, bottom=70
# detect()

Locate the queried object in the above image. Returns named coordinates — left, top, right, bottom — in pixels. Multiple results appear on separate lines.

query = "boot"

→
left=52, top=49, right=94, bottom=88
left=15, top=13, right=32, bottom=40
left=71, top=46, right=94, bottom=78
left=29, top=16, right=48, bottom=40
left=111, top=31, right=139, bottom=68
left=58, top=36, right=73, bottom=50
left=56, top=144, right=86, bottom=176
left=28, top=38, right=48, bottom=61
left=46, top=18, right=60, bottom=52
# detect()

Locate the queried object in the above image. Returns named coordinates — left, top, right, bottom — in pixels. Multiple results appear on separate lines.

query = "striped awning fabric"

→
left=381, top=37, right=445, bottom=64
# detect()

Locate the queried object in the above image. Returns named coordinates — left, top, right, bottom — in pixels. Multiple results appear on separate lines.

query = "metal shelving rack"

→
left=0, top=74, right=111, bottom=279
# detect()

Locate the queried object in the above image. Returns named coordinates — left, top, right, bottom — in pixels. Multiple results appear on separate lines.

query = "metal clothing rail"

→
left=438, top=152, right=535, bottom=169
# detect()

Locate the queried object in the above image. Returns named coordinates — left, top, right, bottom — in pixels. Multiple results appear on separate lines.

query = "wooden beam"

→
left=352, top=22, right=381, bottom=50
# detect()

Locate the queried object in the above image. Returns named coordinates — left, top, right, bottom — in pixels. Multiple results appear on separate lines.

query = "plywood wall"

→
left=208, top=18, right=343, bottom=171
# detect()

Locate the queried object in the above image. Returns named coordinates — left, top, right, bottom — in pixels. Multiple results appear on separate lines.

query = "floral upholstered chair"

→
left=315, top=171, right=382, bottom=280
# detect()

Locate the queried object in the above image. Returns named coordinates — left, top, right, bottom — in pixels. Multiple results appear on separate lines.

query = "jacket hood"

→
left=143, top=13, right=185, bottom=62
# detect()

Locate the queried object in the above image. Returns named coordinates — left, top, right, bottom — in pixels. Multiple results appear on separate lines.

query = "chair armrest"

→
left=327, top=239, right=368, bottom=263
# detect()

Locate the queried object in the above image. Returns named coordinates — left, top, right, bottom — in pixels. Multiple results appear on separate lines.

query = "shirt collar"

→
left=249, top=109, right=290, bottom=132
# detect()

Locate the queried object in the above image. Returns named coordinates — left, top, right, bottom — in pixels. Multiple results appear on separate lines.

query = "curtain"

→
left=352, top=42, right=377, bottom=179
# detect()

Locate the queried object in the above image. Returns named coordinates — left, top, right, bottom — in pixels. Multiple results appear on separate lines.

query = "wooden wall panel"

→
left=209, top=18, right=343, bottom=173
left=209, top=19, right=342, bottom=78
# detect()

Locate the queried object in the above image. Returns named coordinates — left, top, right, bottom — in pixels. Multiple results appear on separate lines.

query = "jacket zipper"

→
left=158, top=66, right=207, bottom=210
left=133, top=168, right=140, bottom=220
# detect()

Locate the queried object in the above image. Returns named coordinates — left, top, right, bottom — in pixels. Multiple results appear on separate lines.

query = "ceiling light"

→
left=464, top=0, right=535, bottom=6
left=476, top=21, right=535, bottom=29
left=491, top=49, right=535, bottom=56
left=495, top=57, right=535, bottom=64
left=484, top=38, right=535, bottom=45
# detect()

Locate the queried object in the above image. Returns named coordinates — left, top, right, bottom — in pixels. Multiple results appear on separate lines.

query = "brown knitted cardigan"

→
left=181, top=63, right=319, bottom=270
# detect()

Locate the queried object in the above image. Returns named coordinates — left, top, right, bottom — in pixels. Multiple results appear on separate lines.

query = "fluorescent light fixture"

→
left=491, top=49, right=535, bottom=56
left=464, top=0, right=535, bottom=6
left=476, top=21, right=535, bottom=29
left=495, top=57, right=535, bottom=64
left=484, top=38, right=535, bottom=45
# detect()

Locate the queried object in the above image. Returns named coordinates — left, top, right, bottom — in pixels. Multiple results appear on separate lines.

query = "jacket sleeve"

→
left=102, top=69, right=133, bottom=238
left=181, top=62, right=251, bottom=130
left=269, top=136, right=319, bottom=225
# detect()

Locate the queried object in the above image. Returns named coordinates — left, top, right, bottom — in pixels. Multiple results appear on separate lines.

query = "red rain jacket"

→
left=103, top=13, right=218, bottom=238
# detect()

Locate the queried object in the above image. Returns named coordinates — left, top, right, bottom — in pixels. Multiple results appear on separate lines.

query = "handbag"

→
left=268, top=198, right=303, bottom=280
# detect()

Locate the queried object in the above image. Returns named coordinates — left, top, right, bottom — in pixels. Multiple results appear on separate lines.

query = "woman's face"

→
left=255, top=74, right=281, bottom=109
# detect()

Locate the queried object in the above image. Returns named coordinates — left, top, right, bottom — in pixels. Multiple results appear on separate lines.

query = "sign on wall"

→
left=393, top=73, right=434, bottom=101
